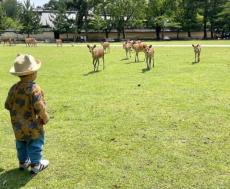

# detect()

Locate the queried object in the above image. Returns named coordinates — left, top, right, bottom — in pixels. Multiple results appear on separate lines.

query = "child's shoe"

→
left=30, top=160, right=49, bottom=174
left=19, top=159, right=31, bottom=170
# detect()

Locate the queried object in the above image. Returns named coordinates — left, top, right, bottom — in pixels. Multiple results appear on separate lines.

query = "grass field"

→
left=0, top=40, right=230, bottom=189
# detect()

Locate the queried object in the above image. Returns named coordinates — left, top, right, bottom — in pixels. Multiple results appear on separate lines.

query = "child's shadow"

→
left=0, top=168, right=33, bottom=189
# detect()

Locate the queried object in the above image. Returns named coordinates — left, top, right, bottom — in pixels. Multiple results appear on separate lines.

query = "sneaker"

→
left=30, top=160, right=49, bottom=174
left=19, top=159, right=31, bottom=170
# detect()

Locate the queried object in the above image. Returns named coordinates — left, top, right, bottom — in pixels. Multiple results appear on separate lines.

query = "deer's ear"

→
left=197, top=44, right=200, bottom=47
left=149, top=45, right=152, bottom=48
left=87, top=44, right=90, bottom=48
left=93, top=45, right=96, bottom=48
left=192, top=44, right=195, bottom=47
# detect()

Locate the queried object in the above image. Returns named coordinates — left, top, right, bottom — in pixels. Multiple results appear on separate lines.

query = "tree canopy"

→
left=0, top=0, right=229, bottom=40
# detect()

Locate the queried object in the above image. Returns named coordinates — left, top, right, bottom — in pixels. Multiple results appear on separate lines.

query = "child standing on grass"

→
left=5, top=54, right=49, bottom=174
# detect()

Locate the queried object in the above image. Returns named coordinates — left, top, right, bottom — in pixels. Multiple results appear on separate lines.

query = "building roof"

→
left=35, top=9, right=76, bottom=28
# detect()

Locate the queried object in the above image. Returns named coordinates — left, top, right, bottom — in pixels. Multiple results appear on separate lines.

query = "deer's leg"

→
left=97, top=59, right=100, bottom=71
left=93, top=59, right=96, bottom=71
left=152, top=56, right=155, bottom=68
left=198, top=53, right=200, bottom=62
left=102, top=56, right=105, bottom=70
left=149, top=57, right=152, bottom=69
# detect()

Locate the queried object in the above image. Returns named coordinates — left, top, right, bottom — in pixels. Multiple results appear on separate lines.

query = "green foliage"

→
left=50, top=1, right=72, bottom=34
left=107, top=0, right=147, bottom=39
left=217, top=1, right=230, bottom=32
left=2, top=0, right=17, bottom=18
left=0, top=4, right=6, bottom=31
left=4, top=16, right=22, bottom=30
left=89, top=14, right=107, bottom=31
left=18, top=0, right=41, bottom=36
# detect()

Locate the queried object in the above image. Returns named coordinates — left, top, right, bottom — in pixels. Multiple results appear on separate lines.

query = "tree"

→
left=90, top=0, right=114, bottom=39
left=196, top=0, right=229, bottom=39
left=49, top=1, right=72, bottom=39
left=178, top=0, right=199, bottom=38
left=215, top=1, right=230, bottom=38
left=0, top=4, right=6, bottom=31
left=108, top=0, right=147, bottom=40
left=2, top=0, right=17, bottom=18
left=147, top=0, right=177, bottom=40
left=18, top=0, right=41, bottom=37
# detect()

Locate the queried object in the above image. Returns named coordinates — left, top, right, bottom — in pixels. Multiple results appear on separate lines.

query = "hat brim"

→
left=10, top=59, right=41, bottom=76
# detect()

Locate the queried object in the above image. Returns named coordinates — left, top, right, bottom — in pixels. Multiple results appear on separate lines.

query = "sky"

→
left=18, top=0, right=49, bottom=7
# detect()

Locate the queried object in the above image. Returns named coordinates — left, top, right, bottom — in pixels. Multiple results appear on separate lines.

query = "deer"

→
left=25, top=37, right=37, bottom=47
left=131, top=40, right=147, bottom=62
left=87, top=44, right=105, bottom=72
left=56, top=39, right=62, bottom=47
left=2, top=38, right=15, bottom=46
left=144, top=45, right=155, bottom=70
left=192, top=44, right=201, bottom=63
left=101, top=41, right=110, bottom=53
left=123, top=40, right=132, bottom=59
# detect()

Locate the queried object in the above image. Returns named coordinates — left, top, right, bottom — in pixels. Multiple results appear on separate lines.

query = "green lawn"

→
left=0, top=41, right=230, bottom=189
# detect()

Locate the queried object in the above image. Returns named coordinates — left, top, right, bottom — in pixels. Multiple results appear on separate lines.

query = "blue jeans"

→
left=16, top=135, right=44, bottom=164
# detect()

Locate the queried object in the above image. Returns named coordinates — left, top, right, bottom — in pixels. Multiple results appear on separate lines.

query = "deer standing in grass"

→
left=144, top=45, right=155, bottom=70
left=192, top=44, right=201, bottom=63
left=101, top=41, right=110, bottom=53
left=123, top=40, right=132, bottom=59
left=25, top=37, right=37, bottom=47
left=56, top=39, right=62, bottom=47
left=131, top=40, right=147, bottom=62
left=87, top=44, right=105, bottom=71
left=2, top=38, right=15, bottom=46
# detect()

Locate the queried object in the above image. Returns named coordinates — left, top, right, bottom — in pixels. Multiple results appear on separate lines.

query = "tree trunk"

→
left=161, top=27, right=164, bottom=40
left=177, top=29, right=180, bottom=40
left=105, top=29, right=109, bottom=39
left=156, top=25, right=161, bottom=40
left=117, top=29, right=121, bottom=41
left=203, top=0, right=208, bottom=39
left=188, top=30, right=191, bottom=38
left=210, top=23, right=214, bottom=39
left=203, top=18, right=207, bottom=39
left=122, top=28, right=126, bottom=39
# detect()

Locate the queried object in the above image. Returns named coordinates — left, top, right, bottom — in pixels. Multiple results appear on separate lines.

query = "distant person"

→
left=5, top=54, right=49, bottom=174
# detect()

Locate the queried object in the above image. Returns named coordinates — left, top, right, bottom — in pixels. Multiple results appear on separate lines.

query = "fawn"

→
left=192, top=44, right=201, bottom=63
left=87, top=44, right=105, bottom=71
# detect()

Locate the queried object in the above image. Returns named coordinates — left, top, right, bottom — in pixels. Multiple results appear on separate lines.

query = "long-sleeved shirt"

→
left=5, top=81, right=49, bottom=141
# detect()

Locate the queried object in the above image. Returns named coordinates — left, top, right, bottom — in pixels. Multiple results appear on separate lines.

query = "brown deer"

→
left=192, top=44, right=201, bottom=63
left=144, top=45, right=155, bottom=70
left=2, top=38, right=15, bottom=46
left=87, top=44, right=105, bottom=72
left=25, top=37, right=37, bottom=47
left=123, top=40, right=132, bottom=59
left=101, top=41, right=110, bottom=53
left=131, top=40, right=147, bottom=62
left=56, top=39, right=62, bottom=47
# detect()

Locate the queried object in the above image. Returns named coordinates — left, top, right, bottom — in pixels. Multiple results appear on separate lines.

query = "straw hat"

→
left=10, top=54, right=41, bottom=76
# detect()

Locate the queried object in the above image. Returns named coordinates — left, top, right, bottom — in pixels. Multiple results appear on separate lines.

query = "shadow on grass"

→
left=120, top=58, right=129, bottom=61
left=142, top=68, right=151, bottom=73
left=0, top=168, right=33, bottom=189
left=83, top=70, right=101, bottom=76
left=125, top=60, right=144, bottom=64
left=192, top=61, right=200, bottom=64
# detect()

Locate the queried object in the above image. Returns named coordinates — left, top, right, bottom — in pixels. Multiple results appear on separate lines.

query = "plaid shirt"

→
left=5, top=81, right=49, bottom=141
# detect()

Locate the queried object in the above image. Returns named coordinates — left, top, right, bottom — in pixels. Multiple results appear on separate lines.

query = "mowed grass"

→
left=0, top=41, right=230, bottom=189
